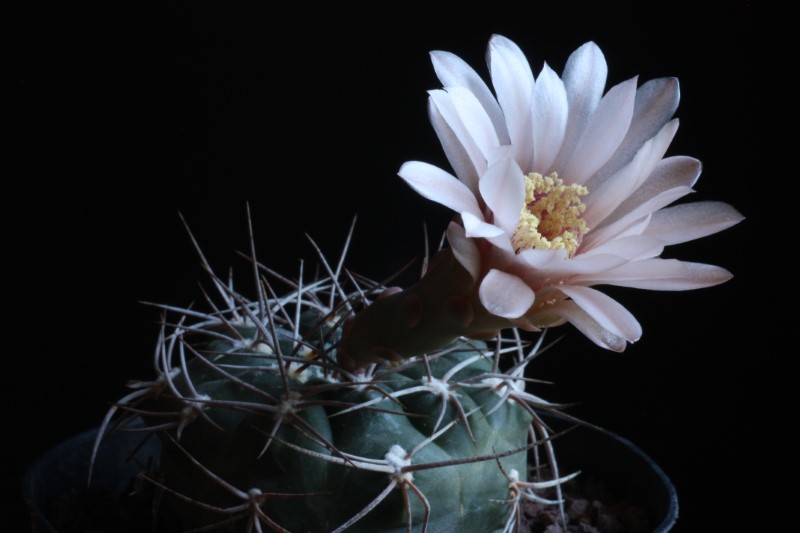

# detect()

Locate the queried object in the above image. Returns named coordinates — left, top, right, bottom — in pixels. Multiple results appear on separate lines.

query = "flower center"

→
left=511, top=172, right=588, bottom=256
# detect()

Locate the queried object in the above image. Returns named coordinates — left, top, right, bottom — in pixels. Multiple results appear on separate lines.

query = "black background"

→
left=8, top=2, right=773, bottom=531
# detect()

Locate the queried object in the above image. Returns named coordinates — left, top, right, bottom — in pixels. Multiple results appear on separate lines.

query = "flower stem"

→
left=339, top=249, right=510, bottom=369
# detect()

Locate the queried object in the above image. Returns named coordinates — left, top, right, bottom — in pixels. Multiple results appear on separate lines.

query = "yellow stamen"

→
left=511, top=172, right=588, bottom=256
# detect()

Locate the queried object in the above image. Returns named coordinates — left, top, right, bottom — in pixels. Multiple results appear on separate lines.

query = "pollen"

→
left=511, top=172, right=588, bottom=256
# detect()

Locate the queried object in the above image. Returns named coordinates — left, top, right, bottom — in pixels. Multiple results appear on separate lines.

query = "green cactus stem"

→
left=339, top=249, right=514, bottom=370
left=93, top=224, right=570, bottom=532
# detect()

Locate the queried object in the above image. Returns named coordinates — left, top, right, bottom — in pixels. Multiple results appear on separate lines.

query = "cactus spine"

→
left=95, top=226, right=569, bottom=532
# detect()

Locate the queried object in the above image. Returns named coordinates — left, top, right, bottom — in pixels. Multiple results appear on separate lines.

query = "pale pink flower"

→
left=399, top=36, right=742, bottom=351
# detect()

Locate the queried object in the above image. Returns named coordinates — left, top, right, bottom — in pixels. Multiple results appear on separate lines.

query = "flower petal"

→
left=579, top=212, right=652, bottom=253
left=644, top=201, right=744, bottom=245
left=582, top=235, right=664, bottom=261
left=597, top=155, right=701, bottom=230
left=462, top=212, right=505, bottom=238
left=521, top=253, right=629, bottom=290
left=574, top=258, right=734, bottom=290
left=398, top=161, right=482, bottom=218
left=583, top=119, right=679, bottom=227
left=479, top=154, right=525, bottom=234
left=430, top=49, right=510, bottom=144
left=532, top=253, right=629, bottom=277
left=562, top=77, right=638, bottom=184
left=601, top=186, right=695, bottom=240
left=479, top=269, right=535, bottom=318
left=542, top=300, right=628, bottom=352
left=518, top=248, right=569, bottom=269
left=446, top=222, right=481, bottom=280
left=429, top=90, right=489, bottom=177
left=532, top=63, right=568, bottom=173
left=428, top=98, right=480, bottom=193
left=589, top=77, right=680, bottom=188
left=559, top=285, right=642, bottom=342
left=553, top=42, right=608, bottom=172
left=446, top=86, right=502, bottom=161
left=488, top=35, right=535, bottom=170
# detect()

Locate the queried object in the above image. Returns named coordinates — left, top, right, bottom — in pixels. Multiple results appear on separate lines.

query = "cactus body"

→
left=143, top=315, right=531, bottom=532
left=98, top=241, right=565, bottom=532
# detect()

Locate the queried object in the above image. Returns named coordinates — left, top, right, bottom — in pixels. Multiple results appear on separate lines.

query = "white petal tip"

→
left=478, top=270, right=535, bottom=319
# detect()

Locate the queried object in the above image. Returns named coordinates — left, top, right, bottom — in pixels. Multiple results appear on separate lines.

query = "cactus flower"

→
left=397, top=36, right=743, bottom=352
left=342, top=37, right=742, bottom=368
left=92, top=36, right=744, bottom=532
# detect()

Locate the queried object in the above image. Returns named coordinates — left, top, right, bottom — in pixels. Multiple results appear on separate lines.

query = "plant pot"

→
left=23, top=426, right=161, bottom=533
left=536, top=414, right=679, bottom=533
left=24, top=416, right=678, bottom=532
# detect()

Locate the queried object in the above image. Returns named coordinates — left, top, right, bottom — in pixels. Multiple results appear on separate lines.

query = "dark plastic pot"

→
left=24, top=417, right=678, bottom=532
left=539, top=413, right=679, bottom=532
left=23, top=426, right=161, bottom=533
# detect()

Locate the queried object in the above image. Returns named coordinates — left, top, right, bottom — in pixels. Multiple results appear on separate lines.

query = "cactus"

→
left=91, top=32, right=743, bottom=532
left=94, top=222, right=571, bottom=532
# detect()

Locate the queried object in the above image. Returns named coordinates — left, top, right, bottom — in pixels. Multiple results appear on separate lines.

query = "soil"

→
left=47, top=473, right=650, bottom=533
left=519, top=470, right=651, bottom=533
left=47, top=480, right=182, bottom=533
